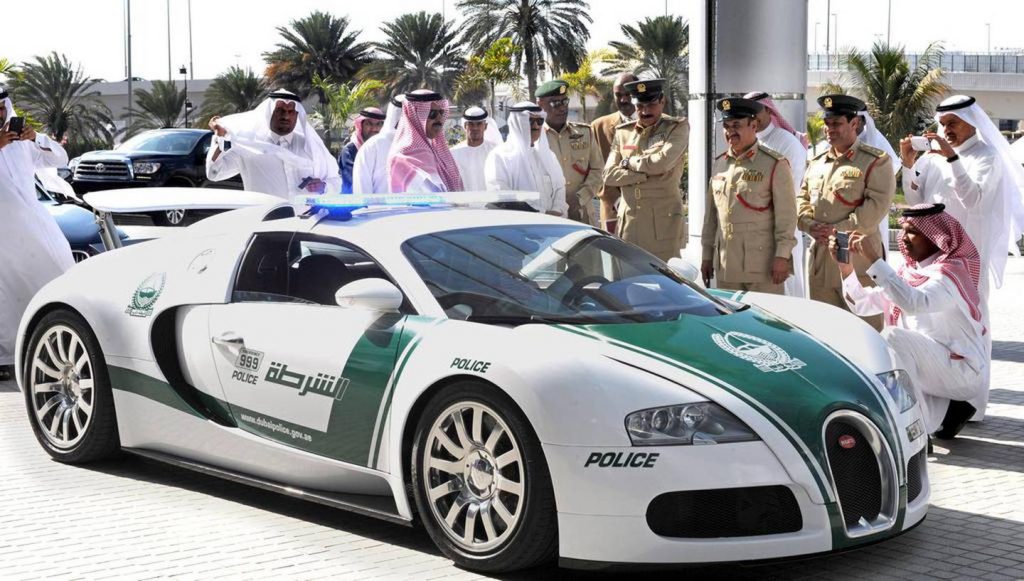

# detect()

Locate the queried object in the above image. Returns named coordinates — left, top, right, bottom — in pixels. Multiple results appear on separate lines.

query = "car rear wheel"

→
left=23, top=309, right=120, bottom=463
left=411, top=382, right=557, bottom=572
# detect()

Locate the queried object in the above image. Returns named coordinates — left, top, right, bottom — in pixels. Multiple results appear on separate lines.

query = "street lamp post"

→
left=814, top=21, right=820, bottom=58
left=987, top=23, right=991, bottom=53
left=179, top=65, right=190, bottom=128
left=832, top=13, right=838, bottom=61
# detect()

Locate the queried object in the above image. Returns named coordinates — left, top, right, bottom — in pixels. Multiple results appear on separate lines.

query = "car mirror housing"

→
left=335, top=278, right=403, bottom=312
left=667, top=257, right=701, bottom=284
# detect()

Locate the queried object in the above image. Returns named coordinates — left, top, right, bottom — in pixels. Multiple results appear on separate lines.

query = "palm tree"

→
left=456, top=0, right=592, bottom=100
left=124, top=80, right=186, bottom=136
left=360, top=12, right=464, bottom=96
left=310, top=76, right=386, bottom=151
left=603, top=15, right=689, bottom=116
left=0, top=57, right=15, bottom=82
left=8, top=52, right=113, bottom=145
left=263, top=11, right=373, bottom=100
left=198, top=66, right=269, bottom=126
left=454, top=37, right=522, bottom=113
left=821, top=42, right=948, bottom=150
left=561, top=49, right=610, bottom=121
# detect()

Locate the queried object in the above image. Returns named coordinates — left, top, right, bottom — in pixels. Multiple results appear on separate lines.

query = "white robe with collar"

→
left=206, top=133, right=340, bottom=200
left=451, top=141, right=497, bottom=192
left=0, top=135, right=74, bottom=365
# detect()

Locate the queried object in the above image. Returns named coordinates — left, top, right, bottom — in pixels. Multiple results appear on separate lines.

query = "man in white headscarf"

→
left=386, top=90, right=464, bottom=194
left=353, top=94, right=405, bottom=194
left=485, top=102, right=568, bottom=216
left=899, top=94, right=1024, bottom=421
left=747, top=91, right=809, bottom=298
left=0, top=87, right=74, bottom=379
left=339, top=107, right=385, bottom=193
left=206, top=89, right=340, bottom=199
left=450, top=107, right=501, bottom=191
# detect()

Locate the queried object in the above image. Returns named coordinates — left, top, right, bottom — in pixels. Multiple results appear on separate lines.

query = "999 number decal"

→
left=234, top=348, right=265, bottom=372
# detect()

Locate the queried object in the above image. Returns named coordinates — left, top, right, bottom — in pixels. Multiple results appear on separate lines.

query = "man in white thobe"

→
left=485, top=102, right=568, bottom=217
left=0, top=88, right=74, bottom=378
left=747, top=91, right=809, bottom=298
left=206, top=89, right=340, bottom=199
left=353, top=95, right=405, bottom=194
left=450, top=107, right=500, bottom=191
left=899, top=94, right=1024, bottom=421
left=835, top=203, right=986, bottom=437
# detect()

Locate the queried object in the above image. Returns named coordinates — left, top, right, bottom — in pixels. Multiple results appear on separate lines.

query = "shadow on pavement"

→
left=993, top=340, right=1024, bottom=362
left=0, top=379, right=19, bottom=393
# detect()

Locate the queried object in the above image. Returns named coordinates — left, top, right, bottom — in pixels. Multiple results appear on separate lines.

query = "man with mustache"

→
left=386, top=90, right=463, bottom=194
left=484, top=102, right=567, bottom=216
left=450, top=106, right=501, bottom=191
left=799, top=94, right=895, bottom=330
left=701, top=97, right=797, bottom=294
left=602, top=78, right=689, bottom=262
left=898, top=94, right=1024, bottom=423
left=591, top=73, right=638, bottom=232
left=538, top=80, right=602, bottom=225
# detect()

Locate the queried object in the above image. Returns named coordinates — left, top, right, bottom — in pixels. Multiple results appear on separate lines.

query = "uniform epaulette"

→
left=568, top=121, right=591, bottom=130
left=614, top=120, right=636, bottom=130
left=811, top=148, right=830, bottom=160
left=758, top=144, right=786, bottom=161
left=715, top=151, right=728, bottom=160
left=858, top=143, right=886, bottom=158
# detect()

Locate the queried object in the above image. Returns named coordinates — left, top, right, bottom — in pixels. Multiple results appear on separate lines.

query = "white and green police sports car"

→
left=16, top=191, right=929, bottom=572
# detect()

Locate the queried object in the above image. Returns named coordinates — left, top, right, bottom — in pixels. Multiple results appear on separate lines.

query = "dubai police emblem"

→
left=126, top=272, right=166, bottom=318
left=722, top=99, right=731, bottom=111
left=637, top=83, right=647, bottom=93
left=711, top=331, right=806, bottom=373
left=823, top=96, right=833, bottom=108
left=559, top=85, right=567, bottom=95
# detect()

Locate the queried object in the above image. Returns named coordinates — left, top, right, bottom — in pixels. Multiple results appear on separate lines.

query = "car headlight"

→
left=625, top=402, right=759, bottom=446
left=877, top=370, right=916, bottom=413
left=133, top=162, right=161, bottom=175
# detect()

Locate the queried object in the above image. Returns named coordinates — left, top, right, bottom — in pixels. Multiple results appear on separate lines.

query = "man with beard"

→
left=537, top=80, right=602, bottom=225
left=207, top=89, right=339, bottom=198
left=386, top=90, right=463, bottom=194
left=702, top=97, right=797, bottom=294
left=450, top=106, right=501, bottom=191
left=485, top=102, right=567, bottom=216
left=353, top=94, right=405, bottom=193
left=799, top=94, right=895, bottom=330
left=591, top=73, right=638, bottom=232
left=898, top=94, right=1024, bottom=422
left=835, top=204, right=985, bottom=438
left=602, top=79, right=689, bottom=261
left=339, top=107, right=386, bottom=193
left=0, top=88, right=74, bottom=380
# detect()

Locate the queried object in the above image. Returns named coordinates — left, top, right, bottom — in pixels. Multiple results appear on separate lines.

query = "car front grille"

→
left=823, top=411, right=899, bottom=538
left=646, top=485, right=802, bottom=538
left=75, top=160, right=131, bottom=180
left=907, top=449, right=926, bottom=503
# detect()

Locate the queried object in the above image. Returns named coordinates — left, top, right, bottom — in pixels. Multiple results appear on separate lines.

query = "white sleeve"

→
left=865, top=259, right=959, bottom=316
left=841, top=269, right=890, bottom=316
left=206, top=137, right=242, bottom=181
left=550, top=174, right=569, bottom=217
left=950, top=151, right=1001, bottom=210
left=902, top=157, right=927, bottom=206
left=484, top=152, right=509, bottom=191
left=30, top=134, right=69, bottom=168
left=352, top=145, right=371, bottom=194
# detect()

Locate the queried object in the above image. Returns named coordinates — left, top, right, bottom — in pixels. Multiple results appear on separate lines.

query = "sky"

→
left=1, top=0, right=1019, bottom=83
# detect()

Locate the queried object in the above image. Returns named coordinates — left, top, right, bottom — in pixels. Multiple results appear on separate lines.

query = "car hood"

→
left=81, top=151, right=183, bottom=161
left=46, top=203, right=101, bottom=244
left=551, top=306, right=901, bottom=493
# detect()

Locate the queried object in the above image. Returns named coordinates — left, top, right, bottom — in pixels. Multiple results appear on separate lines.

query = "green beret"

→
left=536, top=80, right=569, bottom=99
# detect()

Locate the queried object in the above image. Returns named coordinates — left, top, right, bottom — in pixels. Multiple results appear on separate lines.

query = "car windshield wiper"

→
left=464, top=313, right=597, bottom=325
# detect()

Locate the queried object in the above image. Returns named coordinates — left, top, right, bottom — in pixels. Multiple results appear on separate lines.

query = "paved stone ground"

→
left=2, top=264, right=1024, bottom=580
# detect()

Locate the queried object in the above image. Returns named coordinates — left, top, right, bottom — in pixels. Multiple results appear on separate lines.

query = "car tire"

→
left=411, top=381, right=557, bottom=572
left=151, top=208, right=189, bottom=227
left=22, top=309, right=120, bottom=463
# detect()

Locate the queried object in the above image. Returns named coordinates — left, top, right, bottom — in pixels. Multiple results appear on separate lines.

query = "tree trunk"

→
left=490, top=80, right=497, bottom=118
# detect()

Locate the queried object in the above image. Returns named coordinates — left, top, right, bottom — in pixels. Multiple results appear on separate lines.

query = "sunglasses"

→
left=529, top=117, right=545, bottom=127
left=547, top=98, right=570, bottom=108
left=427, top=109, right=444, bottom=120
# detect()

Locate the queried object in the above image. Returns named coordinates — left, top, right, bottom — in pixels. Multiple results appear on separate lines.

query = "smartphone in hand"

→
left=7, top=116, right=24, bottom=136
left=836, top=231, right=850, bottom=264
left=910, top=136, right=931, bottom=152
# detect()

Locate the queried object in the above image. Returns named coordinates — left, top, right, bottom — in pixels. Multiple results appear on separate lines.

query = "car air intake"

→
left=646, top=485, right=802, bottom=538
left=907, top=449, right=926, bottom=503
left=823, top=412, right=899, bottom=537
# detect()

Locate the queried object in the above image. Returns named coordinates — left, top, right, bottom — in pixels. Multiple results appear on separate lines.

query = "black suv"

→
left=72, top=128, right=241, bottom=225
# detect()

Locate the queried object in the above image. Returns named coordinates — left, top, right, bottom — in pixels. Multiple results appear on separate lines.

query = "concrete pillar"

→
left=686, top=0, right=809, bottom=262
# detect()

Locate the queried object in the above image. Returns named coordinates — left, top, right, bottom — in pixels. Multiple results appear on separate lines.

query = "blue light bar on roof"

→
left=294, top=191, right=542, bottom=219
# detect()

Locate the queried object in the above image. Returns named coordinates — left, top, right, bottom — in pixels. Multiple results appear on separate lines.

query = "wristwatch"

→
left=619, top=158, right=630, bottom=169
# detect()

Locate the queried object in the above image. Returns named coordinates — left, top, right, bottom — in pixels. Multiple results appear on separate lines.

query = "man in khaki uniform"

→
left=603, top=78, right=689, bottom=262
left=537, top=80, right=602, bottom=225
left=800, top=94, right=896, bottom=329
left=702, top=98, right=798, bottom=294
left=592, top=73, right=638, bottom=231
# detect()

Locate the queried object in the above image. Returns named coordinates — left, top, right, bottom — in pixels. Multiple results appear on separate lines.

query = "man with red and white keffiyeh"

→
left=340, top=107, right=385, bottom=193
left=386, top=90, right=463, bottom=194
left=832, top=203, right=986, bottom=438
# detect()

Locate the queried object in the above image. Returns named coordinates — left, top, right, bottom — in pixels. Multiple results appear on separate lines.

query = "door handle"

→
left=212, top=332, right=245, bottom=346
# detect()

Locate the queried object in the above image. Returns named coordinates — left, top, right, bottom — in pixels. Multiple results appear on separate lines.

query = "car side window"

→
left=232, top=232, right=300, bottom=303
left=286, top=234, right=405, bottom=308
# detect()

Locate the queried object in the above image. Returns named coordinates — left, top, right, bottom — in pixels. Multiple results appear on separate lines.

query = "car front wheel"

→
left=411, top=382, right=557, bottom=572
left=23, top=309, right=120, bottom=463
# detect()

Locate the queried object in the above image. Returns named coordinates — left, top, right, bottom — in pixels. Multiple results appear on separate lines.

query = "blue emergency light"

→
left=295, top=191, right=542, bottom=220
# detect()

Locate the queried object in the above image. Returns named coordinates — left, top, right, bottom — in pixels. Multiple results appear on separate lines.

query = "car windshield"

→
left=117, top=132, right=201, bottom=154
left=402, top=224, right=731, bottom=324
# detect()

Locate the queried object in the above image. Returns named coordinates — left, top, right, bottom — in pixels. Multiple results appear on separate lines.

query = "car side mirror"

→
left=667, top=257, right=701, bottom=285
left=335, top=278, right=403, bottom=312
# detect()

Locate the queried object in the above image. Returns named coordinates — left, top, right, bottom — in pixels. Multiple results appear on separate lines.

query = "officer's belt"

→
left=621, top=185, right=673, bottom=205
left=722, top=221, right=772, bottom=236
